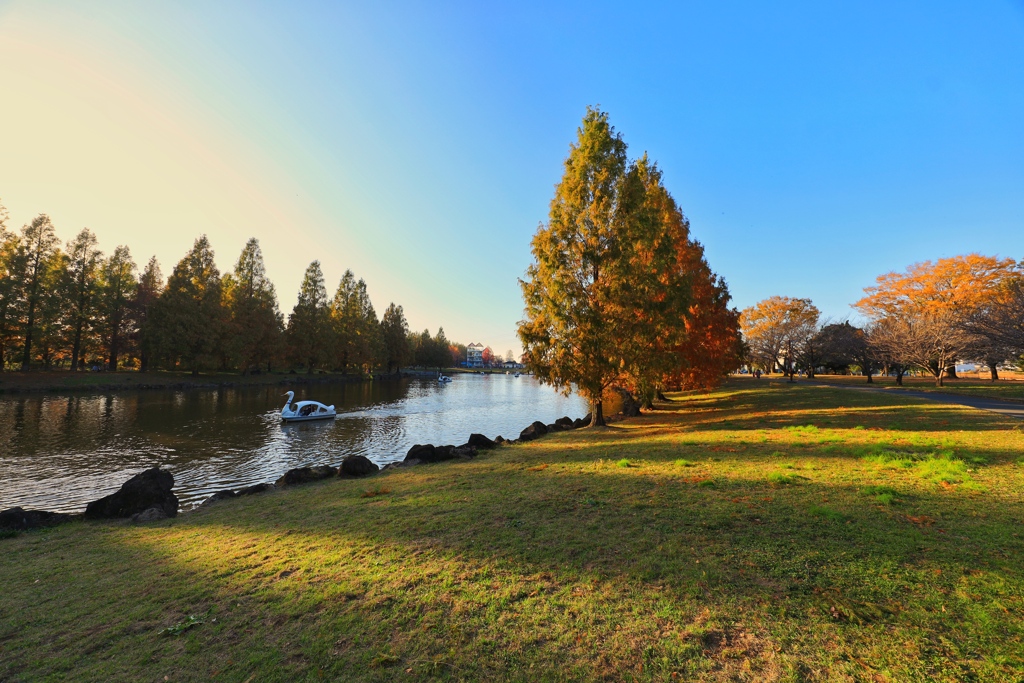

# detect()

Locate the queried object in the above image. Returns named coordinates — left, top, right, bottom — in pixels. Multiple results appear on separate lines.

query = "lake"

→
left=0, top=374, right=588, bottom=513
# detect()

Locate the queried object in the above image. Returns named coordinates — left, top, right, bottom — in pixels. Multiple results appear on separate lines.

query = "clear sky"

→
left=2, top=2, right=1023, bottom=356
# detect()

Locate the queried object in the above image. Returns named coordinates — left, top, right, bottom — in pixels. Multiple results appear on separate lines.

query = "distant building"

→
left=503, top=359, right=524, bottom=370
left=466, top=343, right=484, bottom=368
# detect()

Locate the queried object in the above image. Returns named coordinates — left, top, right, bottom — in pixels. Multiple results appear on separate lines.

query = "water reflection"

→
left=0, top=375, right=587, bottom=513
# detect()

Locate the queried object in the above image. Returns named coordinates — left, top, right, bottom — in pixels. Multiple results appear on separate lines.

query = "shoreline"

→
left=0, top=367, right=530, bottom=396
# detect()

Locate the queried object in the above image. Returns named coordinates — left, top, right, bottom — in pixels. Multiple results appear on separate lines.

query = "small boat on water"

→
left=437, top=374, right=452, bottom=383
left=280, top=390, right=337, bottom=422
left=513, top=372, right=521, bottom=378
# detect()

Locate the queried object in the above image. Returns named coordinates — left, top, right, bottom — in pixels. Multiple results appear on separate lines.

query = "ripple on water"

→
left=0, top=375, right=587, bottom=512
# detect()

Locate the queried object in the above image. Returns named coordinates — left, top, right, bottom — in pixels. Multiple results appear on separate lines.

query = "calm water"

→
left=0, top=375, right=588, bottom=513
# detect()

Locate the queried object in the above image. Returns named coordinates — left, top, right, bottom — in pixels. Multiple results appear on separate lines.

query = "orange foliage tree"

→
left=855, top=254, right=1020, bottom=384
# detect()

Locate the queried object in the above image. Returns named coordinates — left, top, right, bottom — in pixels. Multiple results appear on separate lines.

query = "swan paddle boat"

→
left=280, top=391, right=337, bottom=422
left=437, top=374, right=452, bottom=383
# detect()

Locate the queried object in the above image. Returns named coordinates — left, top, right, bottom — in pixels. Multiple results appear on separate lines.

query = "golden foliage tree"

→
left=740, top=296, right=820, bottom=379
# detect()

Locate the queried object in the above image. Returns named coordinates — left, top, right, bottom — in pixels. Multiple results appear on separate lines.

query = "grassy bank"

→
left=2, top=381, right=1024, bottom=681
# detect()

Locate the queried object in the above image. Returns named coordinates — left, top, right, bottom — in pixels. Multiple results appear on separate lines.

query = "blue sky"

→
left=1, top=1, right=1023, bottom=355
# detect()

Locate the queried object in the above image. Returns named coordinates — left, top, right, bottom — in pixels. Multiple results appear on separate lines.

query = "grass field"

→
left=2, top=381, right=1024, bottom=681
left=801, top=373, right=1024, bottom=402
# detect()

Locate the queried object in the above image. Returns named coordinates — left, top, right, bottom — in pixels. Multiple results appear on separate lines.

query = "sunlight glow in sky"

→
left=2, top=2, right=1023, bottom=354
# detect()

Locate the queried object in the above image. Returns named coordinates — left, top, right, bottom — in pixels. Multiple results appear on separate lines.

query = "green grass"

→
left=808, top=373, right=1024, bottom=402
left=3, top=380, right=1024, bottom=681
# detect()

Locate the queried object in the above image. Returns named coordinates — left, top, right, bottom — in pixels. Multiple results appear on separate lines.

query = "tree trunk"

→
left=590, top=399, right=605, bottom=427
left=895, top=371, right=903, bottom=386
left=21, top=304, right=35, bottom=371
left=945, top=365, right=957, bottom=379
left=108, top=333, right=119, bottom=372
left=71, top=322, right=84, bottom=372
left=935, top=370, right=944, bottom=387
left=989, top=362, right=999, bottom=382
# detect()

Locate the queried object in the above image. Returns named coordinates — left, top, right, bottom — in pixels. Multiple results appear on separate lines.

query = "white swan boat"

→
left=437, top=374, right=452, bottom=383
left=280, top=391, right=337, bottom=422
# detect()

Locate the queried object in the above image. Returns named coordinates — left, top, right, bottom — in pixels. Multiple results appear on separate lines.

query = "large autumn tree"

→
left=518, top=108, right=639, bottom=425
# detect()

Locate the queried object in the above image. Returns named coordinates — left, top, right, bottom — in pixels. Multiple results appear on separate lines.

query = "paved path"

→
left=771, top=378, right=1024, bottom=420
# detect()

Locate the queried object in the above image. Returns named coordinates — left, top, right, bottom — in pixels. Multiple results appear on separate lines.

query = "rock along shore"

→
left=1, top=409, right=604, bottom=535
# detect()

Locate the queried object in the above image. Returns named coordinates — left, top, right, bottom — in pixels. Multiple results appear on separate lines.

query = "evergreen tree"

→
left=150, top=236, right=224, bottom=376
left=62, top=228, right=103, bottom=371
left=134, top=257, right=163, bottom=372
left=33, top=249, right=69, bottom=369
left=287, top=261, right=331, bottom=373
left=330, top=270, right=359, bottom=371
left=16, top=215, right=61, bottom=370
left=98, top=246, right=138, bottom=370
left=380, top=303, right=410, bottom=373
left=223, top=238, right=283, bottom=374
left=0, top=201, right=20, bottom=371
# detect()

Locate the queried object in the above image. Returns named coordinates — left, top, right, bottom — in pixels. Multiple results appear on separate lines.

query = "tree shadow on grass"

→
left=6, top=451, right=1020, bottom=682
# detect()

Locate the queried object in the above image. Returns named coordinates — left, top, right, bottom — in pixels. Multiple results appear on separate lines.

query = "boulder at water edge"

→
left=84, top=467, right=179, bottom=520
left=405, top=444, right=436, bottom=462
left=238, top=483, right=275, bottom=496
left=340, top=455, right=379, bottom=477
left=200, top=490, right=239, bottom=506
left=467, top=433, right=496, bottom=449
left=518, top=421, right=548, bottom=442
left=130, top=507, right=168, bottom=523
left=0, top=507, right=74, bottom=531
left=275, top=465, right=338, bottom=487
left=555, top=416, right=574, bottom=429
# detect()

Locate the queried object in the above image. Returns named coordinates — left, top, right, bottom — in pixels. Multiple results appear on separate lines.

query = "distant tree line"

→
left=0, top=200, right=461, bottom=375
left=518, top=108, right=743, bottom=425
left=740, top=255, right=1024, bottom=386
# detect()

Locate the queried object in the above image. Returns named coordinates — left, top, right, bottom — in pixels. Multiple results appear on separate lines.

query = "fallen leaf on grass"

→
left=361, top=486, right=392, bottom=498
left=527, top=464, right=549, bottom=471
left=905, top=514, right=936, bottom=527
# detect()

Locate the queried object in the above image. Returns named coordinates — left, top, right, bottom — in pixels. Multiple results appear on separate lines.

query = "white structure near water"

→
left=466, top=343, right=484, bottom=368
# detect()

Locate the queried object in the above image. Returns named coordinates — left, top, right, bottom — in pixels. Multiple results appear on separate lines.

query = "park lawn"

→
left=2, top=381, right=1024, bottom=682
left=810, top=373, right=1024, bottom=402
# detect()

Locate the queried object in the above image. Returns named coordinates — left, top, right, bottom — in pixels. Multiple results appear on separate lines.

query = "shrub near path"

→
left=2, top=381, right=1024, bottom=681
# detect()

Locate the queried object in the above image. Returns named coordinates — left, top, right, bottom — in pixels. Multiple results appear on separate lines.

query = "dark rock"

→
left=519, top=421, right=549, bottom=441
left=555, top=416, right=574, bottom=429
left=84, top=468, right=178, bottom=520
left=200, top=490, right=238, bottom=506
left=546, top=423, right=559, bottom=432
left=494, top=435, right=505, bottom=444
left=616, top=388, right=641, bottom=417
left=572, top=418, right=587, bottom=429
left=130, top=506, right=168, bottom=523
left=406, top=444, right=436, bottom=462
left=467, top=433, right=496, bottom=449
left=340, top=455, right=379, bottom=477
left=0, top=507, right=74, bottom=531
left=238, top=483, right=274, bottom=496
left=275, top=465, right=337, bottom=487
left=386, top=458, right=420, bottom=469
left=407, top=444, right=473, bottom=464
